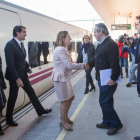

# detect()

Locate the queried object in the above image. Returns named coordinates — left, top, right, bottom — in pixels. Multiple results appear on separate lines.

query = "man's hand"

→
left=16, top=79, right=24, bottom=87
left=84, top=63, right=90, bottom=70
left=106, top=79, right=116, bottom=86
left=28, top=67, right=32, bottom=74
left=135, top=64, right=138, bottom=66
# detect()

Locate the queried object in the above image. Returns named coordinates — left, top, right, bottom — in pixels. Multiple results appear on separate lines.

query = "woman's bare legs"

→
left=60, top=100, right=70, bottom=128
left=66, top=95, right=75, bottom=122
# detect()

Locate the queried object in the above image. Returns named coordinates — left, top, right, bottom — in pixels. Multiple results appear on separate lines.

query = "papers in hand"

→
left=100, top=69, right=121, bottom=86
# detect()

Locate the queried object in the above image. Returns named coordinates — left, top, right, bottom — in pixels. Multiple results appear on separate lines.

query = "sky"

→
left=5, top=0, right=102, bottom=32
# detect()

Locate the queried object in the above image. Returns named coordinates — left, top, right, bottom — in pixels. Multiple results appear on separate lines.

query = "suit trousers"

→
left=85, top=67, right=94, bottom=87
left=98, top=79, right=122, bottom=128
left=43, top=52, right=48, bottom=64
left=6, top=78, right=45, bottom=121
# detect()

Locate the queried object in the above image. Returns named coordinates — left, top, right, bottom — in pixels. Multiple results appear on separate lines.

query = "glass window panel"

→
left=28, top=41, right=51, bottom=68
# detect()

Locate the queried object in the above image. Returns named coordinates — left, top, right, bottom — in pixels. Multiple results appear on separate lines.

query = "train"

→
left=0, top=0, right=93, bottom=121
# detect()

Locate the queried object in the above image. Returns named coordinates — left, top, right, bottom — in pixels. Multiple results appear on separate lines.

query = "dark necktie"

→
left=20, top=42, right=25, bottom=57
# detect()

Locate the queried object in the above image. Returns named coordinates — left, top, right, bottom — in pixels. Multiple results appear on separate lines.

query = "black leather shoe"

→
left=132, top=82, right=137, bottom=84
left=107, top=124, right=123, bottom=135
left=96, top=123, right=111, bottom=130
left=84, top=87, right=89, bottom=94
left=6, top=120, right=18, bottom=126
left=38, top=109, right=52, bottom=116
left=0, top=130, right=4, bottom=135
left=89, top=85, right=95, bottom=91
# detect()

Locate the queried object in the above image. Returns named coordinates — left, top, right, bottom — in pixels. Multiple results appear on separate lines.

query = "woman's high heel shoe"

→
left=59, top=122, right=73, bottom=131
left=89, top=85, right=95, bottom=91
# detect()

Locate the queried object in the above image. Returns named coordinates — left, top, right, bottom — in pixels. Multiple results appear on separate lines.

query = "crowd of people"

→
left=52, top=15, right=140, bottom=136
left=1, top=15, right=140, bottom=138
left=116, top=31, right=140, bottom=97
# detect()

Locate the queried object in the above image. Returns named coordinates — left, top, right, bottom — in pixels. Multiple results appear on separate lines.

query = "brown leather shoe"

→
left=126, top=83, right=131, bottom=87
left=96, top=123, right=111, bottom=130
left=107, top=124, right=123, bottom=135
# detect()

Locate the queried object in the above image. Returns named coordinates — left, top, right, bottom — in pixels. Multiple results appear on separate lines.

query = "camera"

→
left=124, top=37, right=132, bottom=46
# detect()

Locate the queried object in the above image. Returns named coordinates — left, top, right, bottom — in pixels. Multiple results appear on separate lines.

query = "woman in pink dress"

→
left=51, top=31, right=88, bottom=131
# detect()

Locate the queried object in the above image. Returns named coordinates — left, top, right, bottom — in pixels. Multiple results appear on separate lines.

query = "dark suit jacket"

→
left=42, top=42, right=49, bottom=54
left=89, top=36, right=120, bottom=81
left=5, top=38, right=29, bottom=81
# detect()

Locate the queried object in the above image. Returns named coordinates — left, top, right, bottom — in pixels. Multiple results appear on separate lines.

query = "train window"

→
left=77, top=42, right=82, bottom=53
left=67, top=42, right=77, bottom=61
left=28, top=42, right=51, bottom=68
left=67, top=42, right=75, bottom=54
left=53, top=42, right=55, bottom=53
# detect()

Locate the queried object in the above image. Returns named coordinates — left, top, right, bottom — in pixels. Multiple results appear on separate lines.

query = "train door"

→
left=0, top=8, right=25, bottom=116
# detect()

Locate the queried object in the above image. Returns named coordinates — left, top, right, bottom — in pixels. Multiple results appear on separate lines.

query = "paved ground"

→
left=1, top=69, right=140, bottom=140
left=64, top=72, right=140, bottom=140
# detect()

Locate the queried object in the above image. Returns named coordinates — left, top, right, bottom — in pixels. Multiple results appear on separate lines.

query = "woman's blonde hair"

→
left=55, top=31, right=68, bottom=48
left=82, top=35, right=90, bottom=42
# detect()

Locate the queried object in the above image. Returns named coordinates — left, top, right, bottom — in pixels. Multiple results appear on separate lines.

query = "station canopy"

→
left=88, top=0, right=140, bottom=30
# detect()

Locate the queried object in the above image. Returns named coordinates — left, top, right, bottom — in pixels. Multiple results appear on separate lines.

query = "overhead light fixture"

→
left=129, top=13, right=132, bottom=18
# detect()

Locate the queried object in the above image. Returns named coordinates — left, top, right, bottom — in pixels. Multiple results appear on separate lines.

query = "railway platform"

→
left=0, top=69, right=140, bottom=140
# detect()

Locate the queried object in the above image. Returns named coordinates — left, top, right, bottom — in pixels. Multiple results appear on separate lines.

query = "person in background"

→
left=29, top=42, right=38, bottom=68
left=77, top=35, right=95, bottom=94
left=133, top=33, right=138, bottom=49
left=0, top=57, right=7, bottom=135
left=117, top=35, right=124, bottom=78
left=89, top=34, right=93, bottom=44
left=5, top=25, right=52, bottom=126
left=36, top=42, right=42, bottom=66
left=89, top=23, right=123, bottom=135
left=121, top=37, right=138, bottom=87
left=133, top=15, right=140, bottom=140
left=42, top=42, right=49, bottom=64
left=135, top=15, right=140, bottom=97
left=117, top=35, right=129, bottom=78
left=51, top=31, right=89, bottom=131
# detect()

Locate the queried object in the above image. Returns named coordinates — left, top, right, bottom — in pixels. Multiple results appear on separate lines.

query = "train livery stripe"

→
left=28, top=67, right=53, bottom=79
left=30, top=72, right=52, bottom=85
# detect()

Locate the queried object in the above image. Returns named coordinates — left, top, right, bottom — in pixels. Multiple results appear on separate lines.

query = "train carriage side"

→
left=0, top=1, right=93, bottom=120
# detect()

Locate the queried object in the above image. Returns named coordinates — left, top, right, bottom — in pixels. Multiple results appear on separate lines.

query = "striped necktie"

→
left=20, top=42, right=26, bottom=57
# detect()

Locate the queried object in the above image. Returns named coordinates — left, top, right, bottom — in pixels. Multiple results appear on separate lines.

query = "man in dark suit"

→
left=89, top=23, right=123, bottom=135
left=5, top=25, right=52, bottom=126
left=42, top=42, right=49, bottom=64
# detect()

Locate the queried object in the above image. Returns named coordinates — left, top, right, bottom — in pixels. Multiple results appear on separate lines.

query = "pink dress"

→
left=51, top=46, right=84, bottom=101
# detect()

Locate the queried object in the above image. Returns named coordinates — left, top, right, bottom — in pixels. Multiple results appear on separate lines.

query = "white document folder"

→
left=100, top=69, right=121, bottom=86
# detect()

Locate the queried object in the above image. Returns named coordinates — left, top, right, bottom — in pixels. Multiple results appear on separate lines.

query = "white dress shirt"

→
left=14, top=37, right=22, bottom=48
